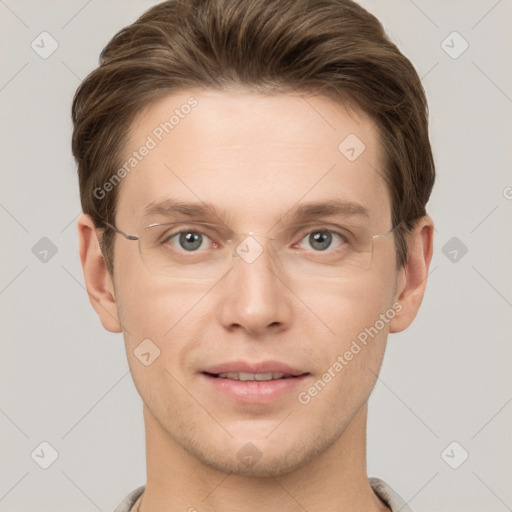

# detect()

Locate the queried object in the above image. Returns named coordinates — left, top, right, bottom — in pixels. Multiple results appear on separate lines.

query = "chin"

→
left=176, top=421, right=340, bottom=478
left=195, top=445, right=312, bottom=477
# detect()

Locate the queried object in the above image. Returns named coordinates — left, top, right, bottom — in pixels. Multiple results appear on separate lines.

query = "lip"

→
left=200, top=360, right=311, bottom=404
left=202, top=360, right=306, bottom=376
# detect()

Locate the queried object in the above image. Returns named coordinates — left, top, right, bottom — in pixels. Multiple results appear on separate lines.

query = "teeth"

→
left=217, top=372, right=289, bottom=381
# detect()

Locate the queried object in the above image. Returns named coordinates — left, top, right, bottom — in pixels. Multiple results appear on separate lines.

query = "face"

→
left=109, top=88, right=402, bottom=476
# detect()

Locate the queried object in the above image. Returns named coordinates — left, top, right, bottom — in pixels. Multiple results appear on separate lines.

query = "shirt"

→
left=113, top=477, right=413, bottom=512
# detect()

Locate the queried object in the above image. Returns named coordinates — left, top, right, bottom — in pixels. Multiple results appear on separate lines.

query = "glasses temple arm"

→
left=104, top=221, right=139, bottom=241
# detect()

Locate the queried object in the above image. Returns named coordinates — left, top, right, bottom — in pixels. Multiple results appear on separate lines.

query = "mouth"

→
left=202, top=371, right=305, bottom=381
left=200, top=365, right=311, bottom=404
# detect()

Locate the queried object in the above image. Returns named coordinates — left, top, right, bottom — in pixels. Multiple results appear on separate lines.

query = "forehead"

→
left=116, top=87, right=390, bottom=229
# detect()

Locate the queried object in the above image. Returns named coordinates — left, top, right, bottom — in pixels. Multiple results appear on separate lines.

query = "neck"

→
left=137, top=403, right=390, bottom=512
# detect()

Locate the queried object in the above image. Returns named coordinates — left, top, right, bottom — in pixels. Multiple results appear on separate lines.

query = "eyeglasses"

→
left=104, top=219, right=401, bottom=281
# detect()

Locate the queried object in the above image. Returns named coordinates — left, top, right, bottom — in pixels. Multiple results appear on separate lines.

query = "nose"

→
left=217, top=235, right=293, bottom=336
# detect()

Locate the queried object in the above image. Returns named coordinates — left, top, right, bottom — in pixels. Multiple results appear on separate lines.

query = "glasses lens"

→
left=137, top=221, right=388, bottom=280
left=270, top=223, right=375, bottom=280
left=139, top=222, right=233, bottom=280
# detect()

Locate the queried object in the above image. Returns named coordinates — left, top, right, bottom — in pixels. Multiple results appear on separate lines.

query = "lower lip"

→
left=201, top=373, right=311, bottom=404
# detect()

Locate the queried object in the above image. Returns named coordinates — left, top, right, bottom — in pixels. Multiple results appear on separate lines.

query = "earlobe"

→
left=77, top=213, right=122, bottom=333
left=388, top=217, right=434, bottom=334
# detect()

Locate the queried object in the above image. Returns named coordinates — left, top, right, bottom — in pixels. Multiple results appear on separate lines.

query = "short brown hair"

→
left=72, top=0, right=435, bottom=276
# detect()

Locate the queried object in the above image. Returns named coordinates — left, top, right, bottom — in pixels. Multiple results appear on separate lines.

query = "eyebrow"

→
left=291, top=199, right=369, bottom=223
left=142, top=197, right=370, bottom=224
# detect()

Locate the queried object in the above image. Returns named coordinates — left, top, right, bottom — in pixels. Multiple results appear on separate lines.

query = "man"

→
left=72, top=0, right=435, bottom=510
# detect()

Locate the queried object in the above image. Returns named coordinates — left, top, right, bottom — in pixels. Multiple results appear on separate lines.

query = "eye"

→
left=296, top=229, right=347, bottom=252
left=164, top=230, right=213, bottom=252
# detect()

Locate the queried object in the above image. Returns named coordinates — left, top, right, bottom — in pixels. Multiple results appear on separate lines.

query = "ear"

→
left=77, top=213, right=122, bottom=333
left=389, top=216, right=434, bottom=333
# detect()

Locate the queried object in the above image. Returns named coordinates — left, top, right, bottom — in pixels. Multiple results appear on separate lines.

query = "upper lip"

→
left=202, top=360, right=308, bottom=377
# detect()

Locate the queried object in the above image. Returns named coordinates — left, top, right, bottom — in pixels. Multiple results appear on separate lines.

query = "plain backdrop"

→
left=1, top=1, right=511, bottom=511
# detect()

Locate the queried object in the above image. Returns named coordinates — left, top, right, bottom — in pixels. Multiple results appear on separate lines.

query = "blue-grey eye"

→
left=297, top=230, right=345, bottom=252
left=310, top=231, right=331, bottom=251
left=177, top=232, right=205, bottom=251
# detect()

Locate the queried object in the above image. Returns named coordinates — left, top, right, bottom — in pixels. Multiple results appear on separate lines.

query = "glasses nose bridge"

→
left=247, top=230, right=275, bottom=241
left=226, top=229, right=277, bottom=245
left=228, top=230, right=282, bottom=269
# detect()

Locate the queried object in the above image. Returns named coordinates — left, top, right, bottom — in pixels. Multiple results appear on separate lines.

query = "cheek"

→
left=114, top=278, right=199, bottom=410
left=295, top=294, right=391, bottom=418
left=114, top=276, right=212, bottom=393
left=297, top=276, right=395, bottom=392
left=295, top=273, right=396, bottom=340
left=115, top=268, right=208, bottom=340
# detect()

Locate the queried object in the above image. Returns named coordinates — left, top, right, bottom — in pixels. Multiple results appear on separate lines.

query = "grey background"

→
left=1, top=1, right=511, bottom=511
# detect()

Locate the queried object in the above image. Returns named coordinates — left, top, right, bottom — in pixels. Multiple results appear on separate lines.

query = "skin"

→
left=78, top=87, right=434, bottom=512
